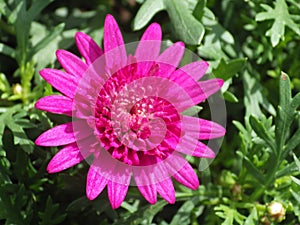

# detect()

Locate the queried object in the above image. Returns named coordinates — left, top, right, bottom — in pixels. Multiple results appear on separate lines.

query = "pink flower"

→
left=35, top=14, right=225, bottom=209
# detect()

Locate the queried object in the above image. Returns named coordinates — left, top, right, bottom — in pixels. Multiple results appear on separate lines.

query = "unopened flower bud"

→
left=12, top=83, right=22, bottom=95
left=267, top=202, right=286, bottom=222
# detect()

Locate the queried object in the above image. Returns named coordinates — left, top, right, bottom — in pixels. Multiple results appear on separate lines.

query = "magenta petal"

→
left=137, top=185, right=157, bottom=204
left=157, top=42, right=185, bottom=68
left=156, top=177, right=175, bottom=204
left=196, top=78, right=224, bottom=103
left=183, top=116, right=226, bottom=140
left=135, top=23, right=162, bottom=61
left=40, top=69, right=78, bottom=98
left=176, top=136, right=216, bottom=158
left=35, top=95, right=73, bottom=116
left=47, top=143, right=84, bottom=173
left=178, top=61, right=209, bottom=81
left=169, top=157, right=199, bottom=190
left=134, top=169, right=157, bottom=204
left=104, top=14, right=126, bottom=68
left=56, top=50, right=88, bottom=78
left=75, top=32, right=103, bottom=65
left=35, top=120, right=89, bottom=146
left=86, top=163, right=109, bottom=200
left=108, top=180, right=130, bottom=209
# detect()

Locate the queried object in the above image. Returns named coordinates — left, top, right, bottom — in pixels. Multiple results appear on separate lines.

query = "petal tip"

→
left=105, top=14, right=116, bottom=25
left=175, top=41, right=185, bottom=48
left=217, top=78, right=224, bottom=88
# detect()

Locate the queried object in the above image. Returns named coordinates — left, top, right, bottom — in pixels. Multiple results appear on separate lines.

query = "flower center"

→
left=129, top=100, right=154, bottom=139
left=92, top=63, right=181, bottom=165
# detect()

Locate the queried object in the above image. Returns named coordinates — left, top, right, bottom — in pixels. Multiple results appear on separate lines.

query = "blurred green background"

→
left=0, top=0, right=300, bottom=224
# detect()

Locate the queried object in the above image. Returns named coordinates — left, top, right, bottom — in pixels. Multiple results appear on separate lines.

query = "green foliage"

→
left=0, top=0, right=300, bottom=224
left=256, top=0, right=300, bottom=47
left=134, top=0, right=205, bottom=45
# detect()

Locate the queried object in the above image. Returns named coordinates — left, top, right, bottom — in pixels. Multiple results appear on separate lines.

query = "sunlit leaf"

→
left=256, top=0, right=300, bottom=46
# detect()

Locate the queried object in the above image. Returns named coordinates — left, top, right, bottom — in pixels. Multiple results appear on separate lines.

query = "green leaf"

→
left=0, top=105, right=34, bottom=153
left=28, top=23, right=65, bottom=60
left=256, top=0, right=300, bottom=47
left=244, top=207, right=259, bottom=225
left=27, top=0, right=55, bottom=22
left=164, top=0, right=205, bottom=45
left=243, top=71, right=276, bottom=118
left=133, top=0, right=165, bottom=30
left=213, top=58, right=247, bottom=81
left=291, top=92, right=300, bottom=112
left=182, top=106, right=203, bottom=116
left=282, top=125, right=300, bottom=158
left=39, top=196, right=66, bottom=225
left=114, top=200, right=167, bottom=225
left=291, top=189, right=300, bottom=203
left=170, top=197, right=200, bottom=225
left=293, top=153, right=300, bottom=172
left=0, top=43, right=16, bottom=58
left=192, top=0, right=207, bottom=21
left=0, top=73, right=11, bottom=94
left=276, top=161, right=300, bottom=178
left=279, top=72, right=292, bottom=109
left=0, top=0, right=12, bottom=17
left=249, top=116, right=276, bottom=152
left=275, top=73, right=295, bottom=154
left=223, top=91, right=239, bottom=103
left=242, top=155, right=266, bottom=184
left=215, top=205, right=246, bottom=225
left=291, top=176, right=300, bottom=186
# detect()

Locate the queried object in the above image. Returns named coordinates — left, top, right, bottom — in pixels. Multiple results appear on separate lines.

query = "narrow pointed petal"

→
left=56, top=50, right=88, bottom=78
left=35, top=95, right=73, bottom=116
left=104, top=14, right=126, bottom=68
left=196, top=78, right=224, bottom=103
left=167, top=155, right=199, bottom=190
left=35, top=120, right=90, bottom=146
left=175, top=136, right=216, bottom=158
left=135, top=23, right=162, bottom=61
left=173, top=163, right=199, bottom=190
left=183, top=116, right=226, bottom=140
left=156, top=177, right=175, bottom=204
left=108, top=180, right=130, bottom=209
left=86, top=162, right=109, bottom=200
left=75, top=32, right=103, bottom=65
left=134, top=169, right=157, bottom=204
left=47, top=143, right=84, bottom=173
left=40, top=69, right=78, bottom=98
left=157, top=42, right=185, bottom=69
left=137, top=185, right=157, bottom=204
left=179, top=61, right=209, bottom=81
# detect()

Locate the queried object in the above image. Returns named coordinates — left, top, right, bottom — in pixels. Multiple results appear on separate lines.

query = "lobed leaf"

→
left=164, top=0, right=205, bottom=45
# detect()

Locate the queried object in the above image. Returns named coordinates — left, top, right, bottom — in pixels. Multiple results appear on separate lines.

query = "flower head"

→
left=35, top=14, right=226, bottom=209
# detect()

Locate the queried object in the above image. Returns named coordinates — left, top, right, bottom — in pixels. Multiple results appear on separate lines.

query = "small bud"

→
left=267, top=202, right=286, bottom=222
left=12, top=83, right=22, bottom=95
